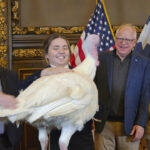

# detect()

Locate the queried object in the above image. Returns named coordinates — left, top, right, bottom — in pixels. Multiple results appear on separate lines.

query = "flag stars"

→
left=84, top=1, right=115, bottom=53
left=87, top=33, right=90, bottom=36
left=103, top=28, right=106, bottom=31
left=110, top=40, right=113, bottom=43
left=89, top=27, right=92, bottom=30
left=99, top=26, right=102, bottom=30
left=106, top=36, right=109, bottom=40
left=98, top=4, right=101, bottom=9
left=102, top=34, right=105, bottom=39
left=71, top=0, right=115, bottom=66
left=106, top=43, right=109, bottom=46
left=100, top=48, right=103, bottom=51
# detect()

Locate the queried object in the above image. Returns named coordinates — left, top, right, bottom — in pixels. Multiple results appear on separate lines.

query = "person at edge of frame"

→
left=94, top=24, right=150, bottom=150
left=19, top=33, right=95, bottom=150
left=0, top=66, right=23, bottom=150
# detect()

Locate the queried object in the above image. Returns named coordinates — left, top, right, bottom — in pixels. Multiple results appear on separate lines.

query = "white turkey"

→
left=0, top=34, right=100, bottom=150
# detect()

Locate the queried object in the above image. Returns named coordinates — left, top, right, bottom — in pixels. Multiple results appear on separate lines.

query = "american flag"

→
left=70, top=0, right=115, bottom=67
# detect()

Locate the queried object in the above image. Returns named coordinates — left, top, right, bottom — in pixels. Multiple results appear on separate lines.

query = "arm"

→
left=2, top=69, right=23, bottom=146
left=135, top=61, right=150, bottom=126
left=130, top=60, right=150, bottom=141
left=20, top=67, right=72, bottom=90
left=94, top=60, right=110, bottom=133
left=0, top=92, right=17, bottom=109
left=41, top=67, right=72, bottom=77
left=19, top=71, right=41, bottom=90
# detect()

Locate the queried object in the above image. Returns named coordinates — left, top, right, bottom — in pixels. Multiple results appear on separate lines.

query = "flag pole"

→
left=101, top=0, right=115, bottom=40
left=70, top=0, right=115, bottom=66
left=96, top=0, right=98, bottom=5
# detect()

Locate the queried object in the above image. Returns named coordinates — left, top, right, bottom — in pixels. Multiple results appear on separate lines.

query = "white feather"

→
left=0, top=34, right=100, bottom=150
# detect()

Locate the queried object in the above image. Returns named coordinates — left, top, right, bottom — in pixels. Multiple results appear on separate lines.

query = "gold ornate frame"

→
left=11, top=0, right=90, bottom=59
left=11, top=0, right=143, bottom=35
left=0, top=0, right=8, bottom=67
left=11, top=0, right=143, bottom=61
left=11, top=0, right=85, bottom=35
left=18, top=68, right=43, bottom=80
left=10, top=0, right=144, bottom=62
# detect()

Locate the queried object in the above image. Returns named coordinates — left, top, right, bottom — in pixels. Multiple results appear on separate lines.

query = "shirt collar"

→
left=113, top=50, right=132, bottom=61
left=49, top=64, right=69, bottom=68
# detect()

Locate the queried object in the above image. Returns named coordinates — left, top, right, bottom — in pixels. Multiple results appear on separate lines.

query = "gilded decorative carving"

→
left=13, top=48, right=43, bottom=58
left=13, top=44, right=76, bottom=58
left=12, top=26, right=27, bottom=34
left=12, top=26, right=51, bottom=35
left=12, top=0, right=84, bottom=34
left=33, top=27, right=51, bottom=35
left=12, top=26, right=85, bottom=35
left=0, top=0, right=7, bottom=67
left=11, top=0, right=144, bottom=35
left=0, top=46, right=7, bottom=67
left=12, top=0, right=19, bottom=20
left=51, top=27, right=85, bottom=34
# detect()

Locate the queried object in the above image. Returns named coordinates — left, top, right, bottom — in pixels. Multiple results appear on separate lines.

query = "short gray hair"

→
left=115, top=24, right=137, bottom=39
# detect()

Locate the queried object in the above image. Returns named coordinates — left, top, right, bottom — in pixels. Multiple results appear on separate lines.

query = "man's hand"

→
left=130, top=125, right=144, bottom=142
left=0, top=92, right=17, bottom=109
left=41, top=67, right=72, bottom=77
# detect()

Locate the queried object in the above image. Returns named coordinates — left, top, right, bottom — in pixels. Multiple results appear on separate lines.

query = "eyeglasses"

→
left=116, top=37, right=135, bottom=43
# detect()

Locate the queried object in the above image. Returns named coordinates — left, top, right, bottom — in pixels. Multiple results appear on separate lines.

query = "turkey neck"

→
left=73, top=55, right=96, bottom=80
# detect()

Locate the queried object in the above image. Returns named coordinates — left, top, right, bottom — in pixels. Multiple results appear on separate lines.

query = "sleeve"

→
left=6, top=70, right=42, bottom=146
left=135, top=60, right=150, bottom=127
left=2, top=69, right=19, bottom=96
left=19, top=70, right=41, bottom=90
left=1, top=69, right=24, bottom=146
left=93, top=60, right=111, bottom=133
